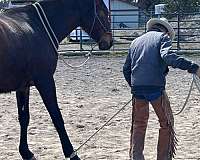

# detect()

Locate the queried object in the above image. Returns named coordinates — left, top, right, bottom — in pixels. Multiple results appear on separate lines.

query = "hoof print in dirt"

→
left=76, top=124, right=85, bottom=129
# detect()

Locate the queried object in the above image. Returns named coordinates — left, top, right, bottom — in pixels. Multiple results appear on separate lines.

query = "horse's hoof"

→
left=70, top=155, right=81, bottom=160
left=23, top=156, right=37, bottom=160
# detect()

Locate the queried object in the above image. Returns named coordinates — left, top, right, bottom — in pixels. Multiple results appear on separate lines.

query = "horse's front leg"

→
left=34, top=75, right=80, bottom=160
left=16, top=87, right=36, bottom=160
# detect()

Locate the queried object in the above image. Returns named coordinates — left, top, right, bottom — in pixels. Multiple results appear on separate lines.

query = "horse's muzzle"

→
left=98, top=32, right=113, bottom=50
left=99, top=39, right=113, bottom=50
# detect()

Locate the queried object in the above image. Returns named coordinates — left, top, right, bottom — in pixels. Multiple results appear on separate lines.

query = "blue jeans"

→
left=134, top=91, right=162, bottom=101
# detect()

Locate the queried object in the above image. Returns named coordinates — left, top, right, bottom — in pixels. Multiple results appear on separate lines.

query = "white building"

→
left=70, top=0, right=139, bottom=40
left=111, top=0, right=139, bottom=28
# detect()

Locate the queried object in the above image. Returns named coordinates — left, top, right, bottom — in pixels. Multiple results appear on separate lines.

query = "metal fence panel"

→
left=60, top=10, right=200, bottom=54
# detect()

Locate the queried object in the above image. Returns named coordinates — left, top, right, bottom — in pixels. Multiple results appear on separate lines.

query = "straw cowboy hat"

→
left=146, top=18, right=175, bottom=40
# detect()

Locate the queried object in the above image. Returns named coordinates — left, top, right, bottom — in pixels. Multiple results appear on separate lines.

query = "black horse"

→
left=0, top=0, right=113, bottom=159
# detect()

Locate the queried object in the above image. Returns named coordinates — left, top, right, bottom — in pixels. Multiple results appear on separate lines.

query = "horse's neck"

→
left=39, top=0, right=79, bottom=42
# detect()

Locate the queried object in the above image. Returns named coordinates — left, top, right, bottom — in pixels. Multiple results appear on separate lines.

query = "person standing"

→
left=123, top=18, right=200, bottom=160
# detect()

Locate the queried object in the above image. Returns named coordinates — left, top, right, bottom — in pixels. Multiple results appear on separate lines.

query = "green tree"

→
left=165, top=0, right=200, bottom=13
left=132, top=0, right=200, bottom=13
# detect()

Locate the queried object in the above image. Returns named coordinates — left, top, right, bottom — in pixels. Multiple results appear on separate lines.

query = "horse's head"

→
left=79, top=0, right=113, bottom=50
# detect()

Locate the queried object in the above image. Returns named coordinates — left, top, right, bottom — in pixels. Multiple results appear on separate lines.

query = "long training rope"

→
left=74, top=74, right=200, bottom=154
left=33, top=2, right=120, bottom=158
left=174, top=74, right=200, bottom=115
left=173, top=75, right=194, bottom=115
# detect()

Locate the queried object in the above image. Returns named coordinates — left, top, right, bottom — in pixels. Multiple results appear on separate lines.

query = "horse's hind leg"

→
left=16, top=87, right=35, bottom=160
left=33, top=75, right=80, bottom=159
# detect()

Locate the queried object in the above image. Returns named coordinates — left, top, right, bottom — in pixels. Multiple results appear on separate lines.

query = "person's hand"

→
left=196, top=68, right=200, bottom=78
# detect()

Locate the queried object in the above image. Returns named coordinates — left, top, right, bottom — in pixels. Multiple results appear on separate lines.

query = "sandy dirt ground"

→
left=0, top=54, right=199, bottom=160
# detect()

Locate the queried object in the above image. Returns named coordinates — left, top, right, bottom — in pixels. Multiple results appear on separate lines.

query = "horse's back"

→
left=0, top=9, right=35, bottom=92
left=0, top=7, right=58, bottom=92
